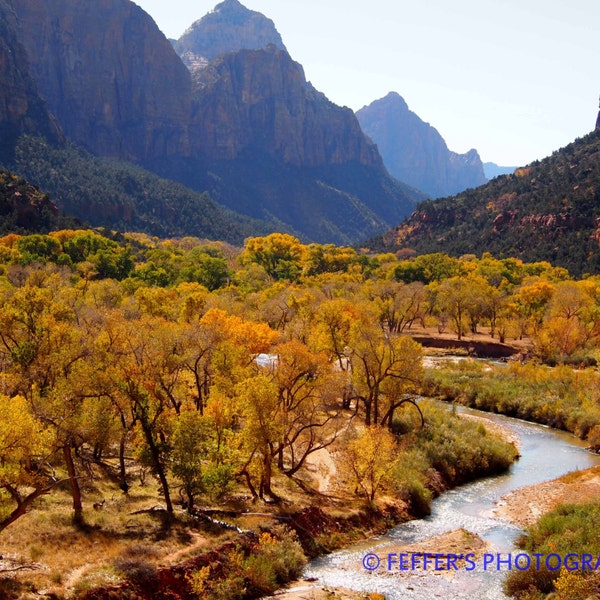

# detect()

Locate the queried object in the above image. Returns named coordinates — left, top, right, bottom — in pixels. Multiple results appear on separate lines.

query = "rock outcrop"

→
left=9, top=0, right=192, bottom=162
left=152, top=46, right=420, bottom=244
left=0, top=0, right=61, bottom=162
left=190, top=46, right=382, bottom=168
left=0, top=168, right=59, bottom=232
left=174, top=0, right=286, bottom=72
left=357, top=92, right=487, bottom=198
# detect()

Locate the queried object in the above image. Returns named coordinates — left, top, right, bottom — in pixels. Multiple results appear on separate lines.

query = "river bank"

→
left=293, top=407, right=600, bottom=600
left=493, top=464, right=600, bottom=528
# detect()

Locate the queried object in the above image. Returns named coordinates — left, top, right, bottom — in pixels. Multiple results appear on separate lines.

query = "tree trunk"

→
left=63, top=444, right=83, bottom=525
left=242, top=469, right=258, bottom=499
left=260, top=451, right=275, bottom=500
left=0, top=481, right=64, bottom=534
left=140, top=421, right=173, bottom=513
left=364, top=399, right=372, bottom=426
left=118, top=434, right=129, bottom=493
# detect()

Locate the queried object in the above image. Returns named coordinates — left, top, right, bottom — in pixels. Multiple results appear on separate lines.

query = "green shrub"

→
left=504, top=502, right=600, bottom=598
left=187, top=527, right=306, bottom=599
left=422, top=361, right=600, bottom=444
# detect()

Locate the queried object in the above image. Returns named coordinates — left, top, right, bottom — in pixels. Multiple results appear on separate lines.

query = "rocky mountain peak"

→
left=357, top=92, right=487, bottom=198
left=174, top=0, right=286, bottom=72
left=190, top=45, right=382, bottom=168
left=376, top=91, right=410, bottom=112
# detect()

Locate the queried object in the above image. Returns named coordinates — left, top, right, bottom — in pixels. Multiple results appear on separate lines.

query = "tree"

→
left=347, top=309, right=423, bottom=428
left=0, top=395, right=64, bottom=533
left=370, top=280, right=426, bottom=334
left=436, top=276, right=471, bottom=340
left=394, top=253, right=466, bottom=284
left=302, top=243, right=358, bottom=276
left=240, top=234, right=304, bottom=280
left=511, top=279, right=556, bottom=337
left=0, top=282, right=93, bottom=524
left=170, top=410, right=211, bottom=512
left=270, top=340, right=342, bottom=477
left=341, top=425, right=398, bottom=503
left=235, top=374, right=283, bottom=500
left=112, top=317, right=183, bottom=514
left=308, top=298, right=356, bottom=371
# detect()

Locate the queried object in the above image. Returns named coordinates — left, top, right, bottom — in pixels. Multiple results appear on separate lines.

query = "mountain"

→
left=483, top=162, right=517, bottom=179
left=3, top=0, right=421, bottom=244
left=149, top=46, right=421, bottom=244
left=0, top=0, right=62, bottom=163
left=174, top=0, right=286, bottom=72
left=356, top=92, right=487, bottom=198
left=371, top=129, right=600, bottom=276
left=8, top=0, right=192, bottom=163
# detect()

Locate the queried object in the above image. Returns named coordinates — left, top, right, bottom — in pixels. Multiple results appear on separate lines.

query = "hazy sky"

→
left=134, top=0, right=599, bottom=166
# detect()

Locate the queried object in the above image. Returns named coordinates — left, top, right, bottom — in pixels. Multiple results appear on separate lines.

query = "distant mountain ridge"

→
left=357, top=92, right=487, bottom=198
left=483, top=162, right=517, bottom=179
left=372, top=129, right=600, bottom=276
left=2, top=0, right=421, bottom=245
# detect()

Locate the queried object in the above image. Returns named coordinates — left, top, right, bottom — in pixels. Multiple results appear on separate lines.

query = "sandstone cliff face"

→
left=9, top=0, right=192, bottom=162
left=144, top=45, right=420, bottom=244
left=357, top=92, right=487, bottom=198
left=174, top=0, right=286, bottom=72
left=190, top=46, right=383, bottom=169
left=0, top=0, right=61, bottom=162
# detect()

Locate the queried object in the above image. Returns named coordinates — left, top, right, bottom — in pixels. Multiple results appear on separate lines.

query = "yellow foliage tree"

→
left=341, top=425, right=399, bottom=503
left=0, top=395, right=58, bottom=533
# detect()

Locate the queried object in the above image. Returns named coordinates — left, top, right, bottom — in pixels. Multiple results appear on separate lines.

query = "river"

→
left=303, top=406, right=600, bottom=599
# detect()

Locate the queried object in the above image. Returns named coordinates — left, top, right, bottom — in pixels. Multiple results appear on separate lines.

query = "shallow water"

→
left=304, top=406, right=600, bottom=599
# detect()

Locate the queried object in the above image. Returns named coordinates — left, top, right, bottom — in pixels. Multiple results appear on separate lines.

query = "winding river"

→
left=303, top=406, right=600, bottom=599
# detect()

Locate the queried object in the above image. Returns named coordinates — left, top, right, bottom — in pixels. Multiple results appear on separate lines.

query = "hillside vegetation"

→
left=374, top=129, right=600, bottom=276
left=6, top=137, right=270, bottom=245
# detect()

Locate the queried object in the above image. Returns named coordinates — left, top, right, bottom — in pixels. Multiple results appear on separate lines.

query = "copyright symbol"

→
left=362, top=553, right=381, bottom=571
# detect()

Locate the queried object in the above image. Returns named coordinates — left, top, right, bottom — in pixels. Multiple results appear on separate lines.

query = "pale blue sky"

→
left=134, top=0, right=599, bottom=167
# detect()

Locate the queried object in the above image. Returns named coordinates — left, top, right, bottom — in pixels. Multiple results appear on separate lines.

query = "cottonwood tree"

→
left=436, top=276, right=470, bottom=340
left=240, top=233, right=305, bottom=281
left=0, top=395, right=65, bottom=533
left=370, top=280, right=426, bottom=334
left=0, top=282, right=94, bottom=523
left=308, top=297, right=356, bottom=372
left=110, top=316, right=180, bottom=514
left=340, top=425, right=398, bottom=504
left=269, top=340, right=343, bottom=477
left=346, top=308, right=423, bottom=429
left=235, top=374, right=282, bottom=500
left=170, top=410, right=212, bottom=512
